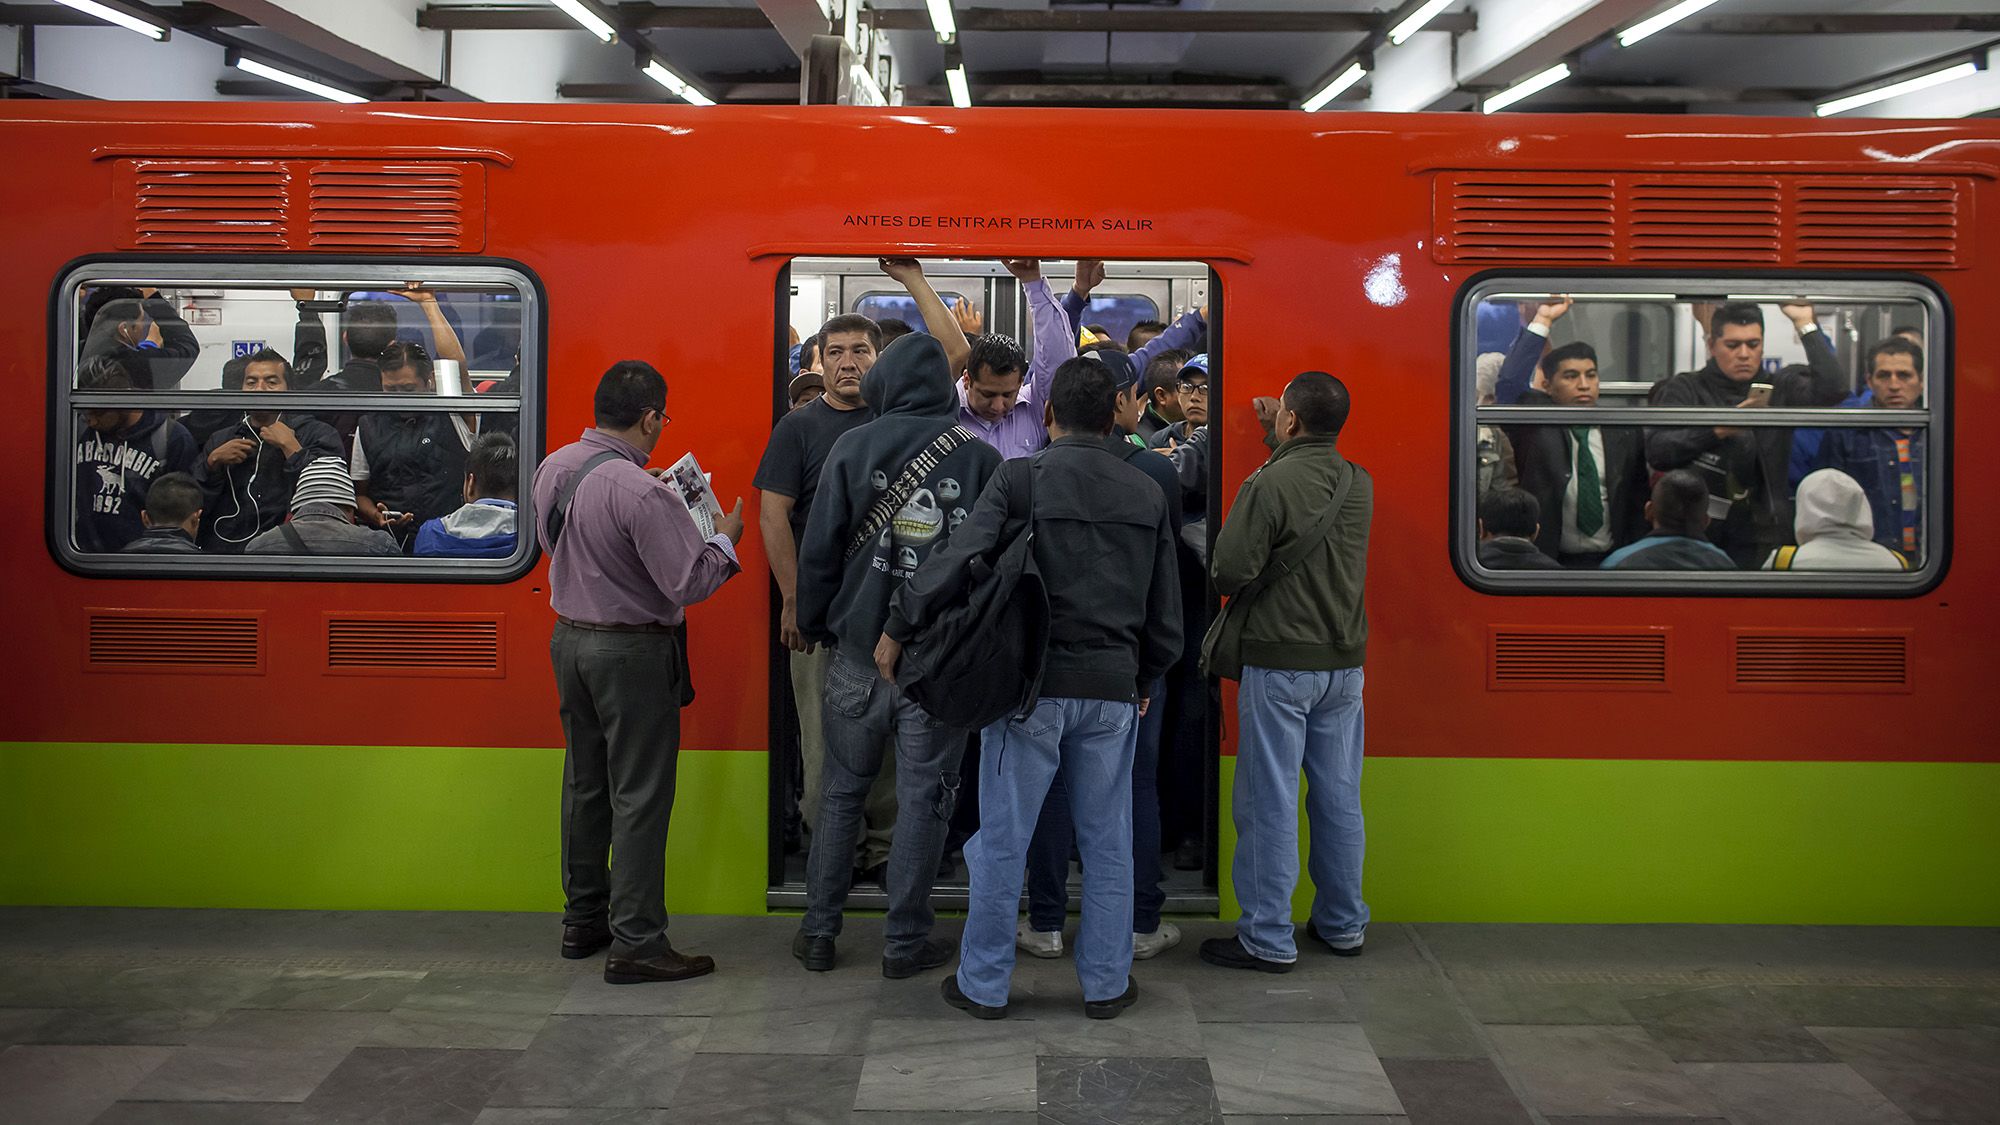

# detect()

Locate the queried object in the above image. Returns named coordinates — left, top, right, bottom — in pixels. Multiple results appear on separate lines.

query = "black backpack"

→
left=896, top=463, right=1051, bottom=730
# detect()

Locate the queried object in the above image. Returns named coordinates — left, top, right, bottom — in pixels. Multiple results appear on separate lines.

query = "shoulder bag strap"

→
left=1231, top=462, right=1356, bottom=606
left=846, top=425, right=979, bottom=562
left=278, top=520, right=314, bottom=555
left=545, top=450, right=625, bottom=549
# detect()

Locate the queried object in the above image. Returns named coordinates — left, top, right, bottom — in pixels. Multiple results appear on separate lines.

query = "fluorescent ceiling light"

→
left=946, top=65, right=971, bottom=109
left=643, top=60, right=715, bottom=106
left=1617, top=0, right=1722, bottom=48
left=234, top=57, right=366, bottom=104
left=1816, top=61, right=1980, bottom=117
left=52, top=0, right=166, bottom=40
left=1302, top=62, right=1367, bottom=112
left=1482, top=63, right=1571, bottom=113
left=548, top=0, right=616, bottom=43
left=1388, top=0, right=1454, bottom=46
left=925, top=0, right=957, bottom=43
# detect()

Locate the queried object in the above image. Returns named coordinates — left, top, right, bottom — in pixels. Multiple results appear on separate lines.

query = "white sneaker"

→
left=1132, top=921, right=1182, bottom=960
left=1016, top=919, right=1063, bottom=958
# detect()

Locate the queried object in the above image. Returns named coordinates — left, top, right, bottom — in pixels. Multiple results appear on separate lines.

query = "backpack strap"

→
left=1773, top=545, right=1798, bottom=570
left=278, top=520, right=314, bottom=555
left=846, top=425, right=979, bottom=562
left=545, top=450, right=625, bottom=549
left=1230, top=462, right=1356, bottom=606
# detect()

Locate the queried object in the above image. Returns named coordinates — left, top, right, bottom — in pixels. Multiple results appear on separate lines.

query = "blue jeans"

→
left=802, top=651, right=967, bottom=960
left=958, top=697, right=1138, bottom=1007
left=1232, top=666, right=1367, bottom=963
left=1026, top=676, right=1166, bottom=934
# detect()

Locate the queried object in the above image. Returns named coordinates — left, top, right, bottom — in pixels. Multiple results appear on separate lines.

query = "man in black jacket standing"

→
left=886, top=358, right=1181, bottom=1020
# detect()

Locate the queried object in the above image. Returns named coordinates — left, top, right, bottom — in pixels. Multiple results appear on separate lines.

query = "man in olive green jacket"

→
left=1199, top=372, right=1373, bottom=973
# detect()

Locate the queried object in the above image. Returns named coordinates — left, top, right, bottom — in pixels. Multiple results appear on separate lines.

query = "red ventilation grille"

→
left=86, top=609, right=264, bottom=674
left=1489, top=627, right=1669, bottom=691
left=120, top=160, right=291, bottom=250
left=308, top=162, right=484, bottom=251
left=325, top=614, right=503, bottom=677
left=1730, top=629, right=1910, bottom=693
left=1793, top=177, right=1960, bottom=267
left=1436, top=173, right=1617, bottom=262
left=1627, top=176, right=1781, bottom=263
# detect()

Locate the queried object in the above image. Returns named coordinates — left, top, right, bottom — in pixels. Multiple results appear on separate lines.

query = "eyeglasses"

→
left=647, top=406, right=671, bottom=425
left=1177, top=380, right=1210, bottom=396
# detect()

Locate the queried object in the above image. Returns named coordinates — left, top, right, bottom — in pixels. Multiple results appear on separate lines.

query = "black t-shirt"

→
left=753, top=396, right=874, bottom=540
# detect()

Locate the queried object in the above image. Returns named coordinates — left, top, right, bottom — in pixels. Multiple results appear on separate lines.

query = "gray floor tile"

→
left=1807, top=1026, right=2000, bottom=1123
left=666, top=1051, right=864, bottom=1123
left=27, top=1008, right=222, bottom=1046
left=90, top=1103, right=317, bottom=1124
left=393, top=971, right=575, bottom=1016
left=0, top=967, right=121, bottom=1008
left=683, top=972, right=885, bottom=1052
left=1219, top=1118, right=1408, bottom=1124
left=1622, top=984, right=1835, bottom=1063
left=1454, top=979, right=1642, bottom=1026
left=1181, top=973, right=1352, bottom=1024
left=1038, top=1055, right=1221, bottom=1125
left=299, top=1046, right=521, bottom=1124
left=1029, top=981, right=1205, bottom=1057
left=363, top=1007, right=549, bottom=1050
left=94, top=966, right=279, bottom=1012
left=1378, top=1057, right=1532, bottom=1125
left=0, top=1044, right=175, bottom=1125
left=121, top=1045, right=351, bottom=1102
left=1763, top=985, right=2000, bottom=1029
left=1540, top=1118, right=1728, bottom=1124
left=191, top=1009, right=387, bottom=1051
left=484, top=1015, right=705, bottom=1108
left=1485, top=1024, right=1725, bottom=1118
left=1682, top=1061, right=1915, bottom=1125
left=1202, top=1022, right=1403, bottom=1116
left=855, top=1018, right=1041, bottom=1112
left=237, top=969, right=429, bottom=1012
left=474, top=1110, right=673, bottom=1125
left=1413, top=923, right=2000, bottom=976
left=0, top=1008, right=61, bottom=1044
left=845, top=1113, right=1037, bottom=1123
left=1343, top=979, right=1488, bottom=1059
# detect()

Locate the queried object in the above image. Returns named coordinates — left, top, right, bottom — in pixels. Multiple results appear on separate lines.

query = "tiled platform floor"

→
left=0, top=909, right=1995, bottom=1124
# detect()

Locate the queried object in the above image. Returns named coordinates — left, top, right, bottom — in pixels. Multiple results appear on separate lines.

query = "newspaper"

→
left=660, top=451, right=724, bottom=539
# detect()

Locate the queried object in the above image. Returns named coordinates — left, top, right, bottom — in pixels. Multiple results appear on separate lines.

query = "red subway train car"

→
left=1, top=102, right=1993, bottom=925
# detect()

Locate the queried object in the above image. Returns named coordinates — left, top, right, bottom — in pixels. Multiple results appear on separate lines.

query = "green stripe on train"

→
left=2, top=744, right=1995, bottom=924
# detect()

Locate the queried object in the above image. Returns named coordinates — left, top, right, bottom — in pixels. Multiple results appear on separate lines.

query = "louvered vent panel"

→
left=1793, top=178, right=1959, bottom=267
left=308, top=162, right=484, bottom=251
left=123, top=160, right=291, bottom=250
left=1489, top=628, right=1668, bottom=691
left=86, top=610, right=263, bottom=673
left=1627, top=177, right=1782, bottom=263
left=1437, top=173, right=1617, bottom=262
left=325, top=615, right=503, bottom=677
left=1731, top=630, right=1910, bottom=693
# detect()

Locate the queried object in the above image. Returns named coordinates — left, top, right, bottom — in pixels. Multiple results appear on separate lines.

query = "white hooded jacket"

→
left=1764, top=469, right=1908, bottom=571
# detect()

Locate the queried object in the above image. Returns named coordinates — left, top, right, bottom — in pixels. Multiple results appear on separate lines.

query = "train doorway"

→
left=764, top=256, right=1221, bottom=916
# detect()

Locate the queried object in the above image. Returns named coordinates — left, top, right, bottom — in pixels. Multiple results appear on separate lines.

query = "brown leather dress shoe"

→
left=561, top=922, right=612, bottom=960
left=604, top=945, right=716, bottom=984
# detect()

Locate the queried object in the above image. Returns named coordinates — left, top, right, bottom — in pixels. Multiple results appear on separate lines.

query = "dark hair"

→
left=1890, top=323, right=1924, bottom=340
left=1708, top=302, right=1764, bottom=338
left=1478, top=487, right=1540, bottom=539
left=1867, top=336, right=1923, bottom=374
left=819, top=313, right=882, bottom=351
left=877, top=318, right=914, bottom=345
left=76, top=355, right=134, bottom=392
left=1085, top=323, right=1111, bottom=338
left=1048, top=357, right=1118, bottom=434
left=378, top=340, right=434, bottom=384
left=593, top=360, right=668, bottom=428
left=221, top=354, right=249, bottom=392
left=468, top=432, right=518, bottom=500
left=81, top=286, right=145, bottom=342
left=345, top=300, right=398, bottom=359
left=967, top=333, right=1026, bottom=380
left=243, top=347, right=293, bottom=386
left=1125, top=320, right=1168, bottom=351
left=1283, top=371, right=1350, bottom=436
left=1144, top=349, right=1191, bottom=400
left=144, top=472, right=203, bottom=527
left=1651, top=469, right=1710, bottom=537
left=1079, top=340, right=1127, bottom=356
left=1540, top=341, right=1598, bottom=379
left=797, top=333, right=822, bottom=371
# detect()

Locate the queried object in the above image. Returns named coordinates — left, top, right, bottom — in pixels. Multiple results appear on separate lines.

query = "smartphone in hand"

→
left=1741, top=383, right=1774, bottom=407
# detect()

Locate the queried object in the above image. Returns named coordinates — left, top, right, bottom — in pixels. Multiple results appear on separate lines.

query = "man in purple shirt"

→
left=532, top=360, right=746, bottom=984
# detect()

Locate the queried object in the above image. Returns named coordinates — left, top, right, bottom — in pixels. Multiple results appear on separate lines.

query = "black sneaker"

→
left=883, top=936, right=956, bottom=980
left=1083, top=977, right=1139, bottom=1020
left=941, top=973, right=1007, bottom=1019
left=792, top=930, right=835, bottom=972
left=1198, top=935, right=1293, bottom=974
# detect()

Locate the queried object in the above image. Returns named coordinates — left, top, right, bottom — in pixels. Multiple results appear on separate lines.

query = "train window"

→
left=55, top=262, right=538, bottom=580
left=853, top=291, right=931, bottom=333
left=1074, top=294, right=1162, bottom=348
left=1457, top=277, right=1945, bottom=594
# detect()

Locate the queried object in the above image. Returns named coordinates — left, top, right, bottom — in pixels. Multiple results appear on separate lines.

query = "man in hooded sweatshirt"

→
left=72, top=357, right=197, bottom=553
left=1765, top=469, right=1909, bottom=571
left=793, top=332, right=1002, bottom=979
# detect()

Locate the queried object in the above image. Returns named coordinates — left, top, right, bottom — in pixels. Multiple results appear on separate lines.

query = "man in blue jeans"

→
left=885, top=357, right=1182, bottom=1018
left=1201, top=372, right=1373, bottom=973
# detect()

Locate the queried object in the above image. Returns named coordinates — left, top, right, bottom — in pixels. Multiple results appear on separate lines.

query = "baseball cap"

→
left=787, top=371, right=825, bottom=400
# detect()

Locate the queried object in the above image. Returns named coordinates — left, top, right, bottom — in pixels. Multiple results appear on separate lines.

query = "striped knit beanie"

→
left=291, top=456, right=357, bottom=510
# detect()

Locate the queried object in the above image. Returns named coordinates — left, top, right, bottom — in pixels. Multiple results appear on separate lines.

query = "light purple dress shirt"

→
left=958, top=277, right=1072, bottom=460
left=532, top=428, right=740, bottom=626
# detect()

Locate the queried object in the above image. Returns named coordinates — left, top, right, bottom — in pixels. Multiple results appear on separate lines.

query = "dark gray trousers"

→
left=551, top=619, right=683, bottom=958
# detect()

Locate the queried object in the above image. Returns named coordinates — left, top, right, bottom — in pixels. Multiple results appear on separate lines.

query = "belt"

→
left=557, top=616, right=675, bottom=634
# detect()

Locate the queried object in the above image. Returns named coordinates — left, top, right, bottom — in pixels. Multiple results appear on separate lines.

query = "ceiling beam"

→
left=419, top=4, right=1475, bottom=34
left=902, top=82, right=1298, bottom=105
left=1366, top=0, right=1656, bottom=112
left=1676, top=14, right=2000, bottom=35
left=206, top=1, right=444, bottom=85
left=0, top=2, right=251, bottom=27
left=754, top=0, right=831, bottom=58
